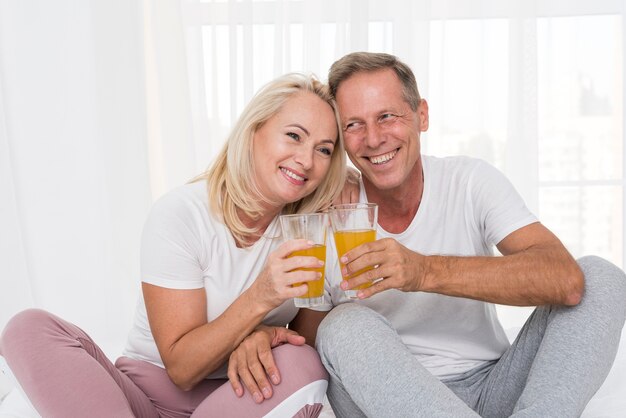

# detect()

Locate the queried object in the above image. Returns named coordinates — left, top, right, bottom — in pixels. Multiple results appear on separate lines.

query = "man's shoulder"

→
left=424, top=154, right=491, bottom=178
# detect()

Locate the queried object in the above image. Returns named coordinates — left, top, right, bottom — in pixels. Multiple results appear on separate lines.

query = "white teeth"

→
left=369, top=149, right=397, bottom=164
left=281, top=167, right=305, bottom=181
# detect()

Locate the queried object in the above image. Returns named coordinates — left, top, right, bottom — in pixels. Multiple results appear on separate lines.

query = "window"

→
left=183, top=0, right=625, bottom=268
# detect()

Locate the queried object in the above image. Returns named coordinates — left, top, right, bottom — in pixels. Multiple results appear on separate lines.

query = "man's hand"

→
left=339, top=238, right=425, bottom=299
left=333, top=167, right=361, bottom=205
left=227, top=325, right=305, bottom=403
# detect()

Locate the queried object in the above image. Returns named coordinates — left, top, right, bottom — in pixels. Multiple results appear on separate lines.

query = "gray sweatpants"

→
left=316, top=256, right=626, bottom=418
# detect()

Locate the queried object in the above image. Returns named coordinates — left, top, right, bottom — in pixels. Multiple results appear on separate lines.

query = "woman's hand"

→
left=249, top=239, right=324, bottom=311
left=227, top=325, right=305, bottom=403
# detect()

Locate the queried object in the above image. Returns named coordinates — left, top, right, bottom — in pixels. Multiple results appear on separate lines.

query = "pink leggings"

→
left=0, top=309, right=328, bottom=418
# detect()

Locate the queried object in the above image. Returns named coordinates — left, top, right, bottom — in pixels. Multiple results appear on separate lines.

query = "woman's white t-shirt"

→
left=123, top=181, right=298, bottom=378
left=316, top=155, right=538, bottom=379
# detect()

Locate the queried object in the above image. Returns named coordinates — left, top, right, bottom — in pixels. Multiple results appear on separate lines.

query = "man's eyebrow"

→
left=286, top=124, right=309, bottom=136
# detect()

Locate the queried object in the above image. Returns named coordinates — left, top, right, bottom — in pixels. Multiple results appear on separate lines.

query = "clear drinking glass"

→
left=329, top=203, right=378, bottom=298
left=279, top=213, right=328, bottom=308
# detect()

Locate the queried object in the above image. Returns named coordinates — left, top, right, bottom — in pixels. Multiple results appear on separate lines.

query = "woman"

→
left=0, top=73, right=346, bottom=417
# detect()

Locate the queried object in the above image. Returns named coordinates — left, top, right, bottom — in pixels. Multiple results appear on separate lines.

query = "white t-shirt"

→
left=315, top=155, right=538, bottom=379
left=123, top=181, right=298, bottom=378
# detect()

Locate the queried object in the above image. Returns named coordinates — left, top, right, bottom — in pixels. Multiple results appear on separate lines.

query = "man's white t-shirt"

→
left=123, top=181, right=298, bottom=378
left=316, top=155, right=538, bottom=379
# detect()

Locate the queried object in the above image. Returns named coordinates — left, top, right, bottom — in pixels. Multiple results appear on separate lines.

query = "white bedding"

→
left=2, top=330, right=626, bottom=418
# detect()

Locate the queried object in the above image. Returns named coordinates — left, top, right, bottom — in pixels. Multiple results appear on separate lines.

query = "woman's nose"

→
left=294, top=147, right=314, bottom=170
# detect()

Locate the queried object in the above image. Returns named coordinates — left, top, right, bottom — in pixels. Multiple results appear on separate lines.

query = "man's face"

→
left=335, top=68, right=428, bottom=194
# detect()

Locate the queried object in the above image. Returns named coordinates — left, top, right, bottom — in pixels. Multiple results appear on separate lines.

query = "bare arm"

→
left=422, top=223, right=583, bottom=306
left=144, top=239, right=322, bottom=391
left=332, top=166, right=361, bottom=205
left=342, top=222, right=584, bottom=306
left=143, top=284, right=265, bottom=391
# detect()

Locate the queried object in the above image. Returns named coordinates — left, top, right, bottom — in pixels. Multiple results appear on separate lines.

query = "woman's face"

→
left=252, top=91, right=338, bottom=208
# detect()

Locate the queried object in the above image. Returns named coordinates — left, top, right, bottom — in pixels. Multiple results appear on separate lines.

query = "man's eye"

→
left=345, top=122, right=362, bottom=132
left=380, top=113, right=395, bottom=121
left=287, top=132, right=300, bottom=141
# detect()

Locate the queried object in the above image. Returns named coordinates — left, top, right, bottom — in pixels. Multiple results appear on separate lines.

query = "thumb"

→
left=285, top=333, right=306, bottom=346
left=271, top=327, right=305, bottom=347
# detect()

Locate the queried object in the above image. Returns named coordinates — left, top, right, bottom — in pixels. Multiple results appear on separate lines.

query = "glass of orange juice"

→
left=279, top=213, right=328, bottom=308
left=329, top=203, right=378, bottom=298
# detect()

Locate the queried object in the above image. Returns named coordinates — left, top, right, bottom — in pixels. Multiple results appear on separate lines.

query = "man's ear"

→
left=418, top=99, right=429, bottom=132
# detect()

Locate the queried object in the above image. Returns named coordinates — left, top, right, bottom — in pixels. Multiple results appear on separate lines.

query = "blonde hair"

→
left=329, top=52, right=421, bottom=111
left=193, top=73, right=346, bottom=245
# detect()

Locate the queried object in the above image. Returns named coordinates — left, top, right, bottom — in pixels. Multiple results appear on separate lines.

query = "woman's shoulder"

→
left=151, top=181, right=208, bottom=214
left=145, top=181, right=216, bottom=231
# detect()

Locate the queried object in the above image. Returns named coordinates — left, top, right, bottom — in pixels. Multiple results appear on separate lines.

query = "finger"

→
left=276, top=239, right=315, bottom=258
left=248, top=356, right=274, bottom=400
left=273, top=327, right=306, bottom=347
left=356, top=276, right=390, bottom=299
left=283, top=255, right=325, bottom=272
left=341, top=266, right=380, bottom=290
left=339, top=239, right=385, bottom=265
left=285, top=270, right=321, bottom=286
left=285, top=333, right=306, bottom=345
left=237, top=364, right=264, bottom=404
left=227, top=358, right=244, bottom=397
left=257, top=347, right=281, bottom=386
left=350, top=188, right=359, bottom=204
left=287, top=278, right=318, bottom=300
left=285, top=282, right=310, bottom=298
left=342, top=251, right=383, bottom=278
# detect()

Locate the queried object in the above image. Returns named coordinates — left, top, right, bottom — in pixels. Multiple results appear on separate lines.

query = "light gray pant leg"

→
left=476, top=255, right=626, bottom=418
left=316, top=303, right=478, bottom=418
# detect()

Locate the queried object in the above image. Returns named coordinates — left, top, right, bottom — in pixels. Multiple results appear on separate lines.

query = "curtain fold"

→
left=0, top=39, right=35, bottom=326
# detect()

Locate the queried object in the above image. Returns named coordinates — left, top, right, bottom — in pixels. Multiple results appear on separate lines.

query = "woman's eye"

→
left=287, top=132, right=300, bottom=141
left=318, top=147, right=332, bottom=156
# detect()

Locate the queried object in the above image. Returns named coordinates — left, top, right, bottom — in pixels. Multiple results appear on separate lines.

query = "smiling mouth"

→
left=368, top=148, right=399, bottom=165
left=280, top=167, right=307, bottom=182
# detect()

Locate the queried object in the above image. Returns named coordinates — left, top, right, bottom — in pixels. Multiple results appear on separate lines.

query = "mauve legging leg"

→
left=1, top=309, right=328, bottom=418
left=190, top=344, right=328, bottom=418
left=0, top=309, right=158, bottom=418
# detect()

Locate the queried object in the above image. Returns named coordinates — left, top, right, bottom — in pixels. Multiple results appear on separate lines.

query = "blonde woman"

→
left=1, top=73, right=346, bottom=417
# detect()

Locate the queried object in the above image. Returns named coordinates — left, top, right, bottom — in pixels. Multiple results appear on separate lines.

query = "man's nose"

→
left=364, top=123, right=385, bottom=149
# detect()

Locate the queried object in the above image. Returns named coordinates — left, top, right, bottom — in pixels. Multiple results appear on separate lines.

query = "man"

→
left=302, top=52, right=626, bottom=417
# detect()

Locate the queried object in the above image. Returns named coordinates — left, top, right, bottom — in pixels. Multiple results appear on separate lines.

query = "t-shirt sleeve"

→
left=140, top=190, right=206, bottom=289
left=469, top=160, right=538, bottom=247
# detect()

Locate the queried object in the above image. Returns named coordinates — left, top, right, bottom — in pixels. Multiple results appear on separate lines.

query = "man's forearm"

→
left=422, top=244, right=584, bottom=306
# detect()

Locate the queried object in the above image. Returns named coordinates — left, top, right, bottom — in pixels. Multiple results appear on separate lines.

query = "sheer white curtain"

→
left=0, top=0, right=148, bottom=352
left=0, top=0, right=196, bottom=349
left=0, top=0, right=624, bottom=349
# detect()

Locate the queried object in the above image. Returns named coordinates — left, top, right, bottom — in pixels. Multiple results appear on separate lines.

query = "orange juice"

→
left=333, top=229, right=376, bottom=290
left=289, top=244, right=326, bottom=298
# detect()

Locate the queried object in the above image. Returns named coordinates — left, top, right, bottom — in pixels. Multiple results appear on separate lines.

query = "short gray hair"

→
left=328, top=52, right=421, bottom=111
